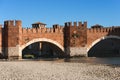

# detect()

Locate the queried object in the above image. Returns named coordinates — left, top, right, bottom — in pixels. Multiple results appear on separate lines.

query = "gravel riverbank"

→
left=0, top=60, right=120, bottom=80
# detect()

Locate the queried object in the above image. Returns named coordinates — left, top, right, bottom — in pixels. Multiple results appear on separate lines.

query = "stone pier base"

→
left=4, top=45, right=22, bottom=59
left=65, top=47, right=87, bottom=57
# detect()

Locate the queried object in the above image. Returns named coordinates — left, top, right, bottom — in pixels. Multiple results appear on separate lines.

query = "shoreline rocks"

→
left=0, top=61, right=119, bottom=80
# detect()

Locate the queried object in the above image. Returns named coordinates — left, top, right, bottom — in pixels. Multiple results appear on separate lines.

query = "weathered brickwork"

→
left=87, top=27, right=120, bottom=49
left=0, top=20, right=120, bottom=59
left=64, top=22, right=87, bottom=56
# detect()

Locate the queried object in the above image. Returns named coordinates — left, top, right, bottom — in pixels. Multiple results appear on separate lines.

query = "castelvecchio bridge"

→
left=0, top=20, right=120, bottom=59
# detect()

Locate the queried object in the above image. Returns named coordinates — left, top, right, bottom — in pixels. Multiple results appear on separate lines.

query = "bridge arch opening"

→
left=21, top=38, right=65, bottom=59
left=88, top=35, right=120, bottom=57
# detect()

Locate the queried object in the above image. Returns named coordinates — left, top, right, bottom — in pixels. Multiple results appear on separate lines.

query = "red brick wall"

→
left=4, top=20, right=22, bottom=47
left=1, top=20, right=120, bottom=51
left=0, top=26, right=2, bottom=48
left=22, top=26, right=64, bottom=47
left=64, top=22, right=87, bottom=47
left=87, top=27, right=120, bottom=47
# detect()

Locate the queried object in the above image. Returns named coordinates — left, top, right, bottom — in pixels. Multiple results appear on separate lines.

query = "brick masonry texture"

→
left=0, top=20, right=120, bottom=58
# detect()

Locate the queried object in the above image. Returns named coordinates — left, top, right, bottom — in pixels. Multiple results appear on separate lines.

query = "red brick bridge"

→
left=0, top=20, right=120, bottom=59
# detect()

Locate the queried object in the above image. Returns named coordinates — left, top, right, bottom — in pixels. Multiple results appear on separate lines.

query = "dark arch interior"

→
left=22, top=42, right=65, bottom=59
left=88, top=38, right=120, bottom=57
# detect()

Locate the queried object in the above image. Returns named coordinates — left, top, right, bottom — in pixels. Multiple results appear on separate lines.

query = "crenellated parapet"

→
left=53, top=24, right=63, bottom=33
left=22, top=25, right=63, bottom=34
left=87, top=26, right=120, bottom=33
left=4, top=20, right=22, bottom=28
left=65, top=21, right=87, bottom=28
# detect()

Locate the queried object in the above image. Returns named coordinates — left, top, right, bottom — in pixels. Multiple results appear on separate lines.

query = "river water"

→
left=27, top=57, right=120, bottom=65
left=33, top=57, right=120, bottom=64
left=64, top=57, right=120, bottom=65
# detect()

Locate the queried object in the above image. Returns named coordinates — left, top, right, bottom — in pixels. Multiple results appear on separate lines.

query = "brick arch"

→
left=87, top=35, right=120, bottom=52
left=21, top=38, right=64, bottom=51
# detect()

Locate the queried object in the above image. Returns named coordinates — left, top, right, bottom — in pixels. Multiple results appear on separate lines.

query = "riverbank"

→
left=0, top=61, right=120, bottom=80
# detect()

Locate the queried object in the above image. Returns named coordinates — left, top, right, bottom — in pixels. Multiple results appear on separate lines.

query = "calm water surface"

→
left=13, top=57, right=120, bottom=65
left=65, top=57, right=120, bottom=64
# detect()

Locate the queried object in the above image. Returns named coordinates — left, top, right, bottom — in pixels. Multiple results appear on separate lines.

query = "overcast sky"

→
left=0, top=0, right=120, bottom=28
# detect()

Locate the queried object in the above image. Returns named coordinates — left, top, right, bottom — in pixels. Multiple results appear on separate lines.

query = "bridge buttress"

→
left=3, top=20, right=22, bottom=59
left=64, top=22, right=88, bottom=57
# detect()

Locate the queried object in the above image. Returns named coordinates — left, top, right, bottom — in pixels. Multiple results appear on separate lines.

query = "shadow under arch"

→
left=20, top=38, right=65, bottom=58
left=88, top=35, right=120, bottom=57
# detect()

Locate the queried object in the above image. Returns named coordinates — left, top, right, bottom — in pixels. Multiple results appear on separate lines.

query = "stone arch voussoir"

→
left=20, top=38, right=64, bottom=57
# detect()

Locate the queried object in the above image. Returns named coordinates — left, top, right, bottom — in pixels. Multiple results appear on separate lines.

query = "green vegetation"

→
left=23, top=54, right=35, bottom=59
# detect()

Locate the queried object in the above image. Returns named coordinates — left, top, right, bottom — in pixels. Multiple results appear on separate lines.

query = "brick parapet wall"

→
left=87, top=27, right=120, bottom=33
left=87, top=27, right=120, bottom=47
left=22, top=27, right=63, bottom=34
left=21, top=27, right=64, bottom=47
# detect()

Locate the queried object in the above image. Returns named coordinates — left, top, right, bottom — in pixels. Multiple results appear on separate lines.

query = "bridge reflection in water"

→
left=22, top=42, right=65, bottom=59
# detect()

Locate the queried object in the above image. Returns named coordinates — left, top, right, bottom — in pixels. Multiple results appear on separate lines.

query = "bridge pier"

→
left=65, top=47, right=87, bottom=57
left=4, top=45, right=22, bottom=60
